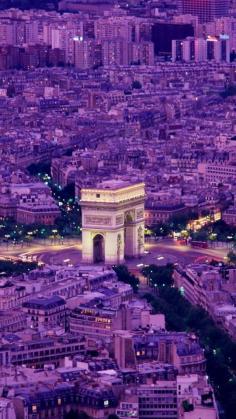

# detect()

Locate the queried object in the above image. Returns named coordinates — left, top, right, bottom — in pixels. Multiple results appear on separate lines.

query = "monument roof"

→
left=96, top=179, right=136, bottom=191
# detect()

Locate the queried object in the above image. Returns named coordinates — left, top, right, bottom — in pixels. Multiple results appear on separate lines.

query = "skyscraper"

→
left=181, top=0, right=230, bottom=23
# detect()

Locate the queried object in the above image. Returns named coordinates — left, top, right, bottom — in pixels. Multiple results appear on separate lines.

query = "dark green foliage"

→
left=142, top=263, right=174, bottom=288
left=149, top=212, right=196, bottom=237
left=150, top=217, right=236, bottom=243
left=113, top=265, right=139, bottom=292
left=132, top=80, right=142, bottom=89
left=227, top=251, right=236, bottom=265
left=169, top=214, right=193, bottom=232
left=0, top=215, right=80, bottom=242
left=27, top=162, right=81, bottom=237
left=0, top=259, right=37, bottom=277
left=230, top=51, right=236, bottom=62
left=188, top=219, right=236, bottom=243
left=6, top=84, right=16, bottom=98
left=192, top=220, right=236, bottom=243
left=151, top=222, right=172, bottom=237
left=142, top=263, right=236, bottom=419
left=221, top=84, right=236, bottom=98
left=27, top=162, right=51, bottom=177
left=191, top=229, right=209, bottom=242
left=182, top=400, right=194, bottom=412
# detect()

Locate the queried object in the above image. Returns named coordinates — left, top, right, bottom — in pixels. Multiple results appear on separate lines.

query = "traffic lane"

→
left=146, top=241, right=227, bottom=260
left=0, top=238, right=228, bottom=267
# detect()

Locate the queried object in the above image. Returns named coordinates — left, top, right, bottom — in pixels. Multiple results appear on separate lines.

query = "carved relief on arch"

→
left=136, top=208, right=144, bottom=220
left=117, top=233, right=122, bottom=263
left=138, top=225, right=144, bottom=249
left=116, top=214, right=124, bottom=225
left=124, top=210, right=135, bottom=224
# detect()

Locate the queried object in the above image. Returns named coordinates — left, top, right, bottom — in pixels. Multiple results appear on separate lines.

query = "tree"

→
left=132, top=80, right=142, bottom=89
left=182, top=400, right=194, bottom=412
left=230, top=50, right=236, bottom=62
left=151, top=222, right=171, bottom=237
left=142, top=264, right=174, bottom=288
left=7, top=84, right=16, bottom=98
left=170, top=214, right=189, bottom=232
left=0, top=260, right=38, bottom=277
left=27, top=161, right=81, bottom=237
left=113, top=265, right=139, bottom=292
left=191, top=229, right=208, bottom=242
left=227, top=251, right=236, bottom=265
left=143, top=278, right=236, bottom=418
left=27, top=161, right=51, bottom=176
left=221, top=84, right=236, bottom=99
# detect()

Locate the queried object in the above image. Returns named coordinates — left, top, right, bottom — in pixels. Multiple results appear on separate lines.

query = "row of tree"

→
left=142, top=263, right=174, bottom=288
left=0, top=259, right=38, bottom=277
left=150, top=217, right=236, bottom=244
left=141, top=264, right=236, bottom=419
left=113, top=265, right=139, bottom=293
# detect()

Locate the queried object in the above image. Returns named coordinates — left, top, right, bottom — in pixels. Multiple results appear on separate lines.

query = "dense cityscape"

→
left=1, top=0, right=236, bottom=418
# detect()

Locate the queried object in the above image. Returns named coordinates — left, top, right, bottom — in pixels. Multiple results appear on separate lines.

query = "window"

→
left=96, top=193, right=100, bottom=198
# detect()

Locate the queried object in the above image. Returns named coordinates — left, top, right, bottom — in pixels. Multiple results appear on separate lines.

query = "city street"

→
left=0, top=238, right=228, bottom=268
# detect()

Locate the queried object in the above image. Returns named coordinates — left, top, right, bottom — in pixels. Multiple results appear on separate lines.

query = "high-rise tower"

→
left=181, top=0, right=230, bottom=23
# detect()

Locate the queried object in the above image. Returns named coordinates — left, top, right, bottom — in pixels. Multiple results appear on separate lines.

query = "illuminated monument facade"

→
left=81, top=181, right=145, bottom=264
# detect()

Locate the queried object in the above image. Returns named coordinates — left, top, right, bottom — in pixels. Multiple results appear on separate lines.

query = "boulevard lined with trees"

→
left=140, top=263, right=236, bottom=419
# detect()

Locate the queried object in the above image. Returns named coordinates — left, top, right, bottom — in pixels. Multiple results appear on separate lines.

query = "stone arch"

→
left=93, top=234, right=105, bottom=263
left=117, top=233, right=122, bottom=263
left=124, top=211, right=135, bottom=258
left=137, top=225, right=144, bottom=255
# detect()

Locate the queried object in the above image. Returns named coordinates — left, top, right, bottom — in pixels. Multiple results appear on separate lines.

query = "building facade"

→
left=181, top=0, right=230, bottom=23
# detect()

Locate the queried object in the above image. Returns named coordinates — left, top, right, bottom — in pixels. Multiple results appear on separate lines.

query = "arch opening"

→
left=93, top=234, right=105, bottom=263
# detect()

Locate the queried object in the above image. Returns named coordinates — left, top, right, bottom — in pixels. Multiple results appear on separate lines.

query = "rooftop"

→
left=22, top=295, right=65, bottom=310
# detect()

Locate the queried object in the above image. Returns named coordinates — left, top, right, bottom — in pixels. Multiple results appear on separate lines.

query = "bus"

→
left=190, top=241, right=208, bottom=249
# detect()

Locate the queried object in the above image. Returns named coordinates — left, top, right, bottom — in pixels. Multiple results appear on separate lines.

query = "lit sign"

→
left=207, top=36, right=218, bottom=42
left=73, top=36, right=83, bottom=42
left=220, top=34, right=229, bottom=40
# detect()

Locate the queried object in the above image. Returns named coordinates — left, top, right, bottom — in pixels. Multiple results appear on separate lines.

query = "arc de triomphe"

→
left=80, top=180, right=145, bottom=264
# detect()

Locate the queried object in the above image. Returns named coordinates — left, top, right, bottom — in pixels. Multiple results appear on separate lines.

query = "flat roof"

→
left=96, top=180, right=134, bottom=190
left=82, top=180, right=144, bottom=192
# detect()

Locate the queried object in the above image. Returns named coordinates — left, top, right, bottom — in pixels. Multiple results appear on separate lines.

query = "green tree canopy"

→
left=0, top=260, right=37, bottom=277
left=113, top=265, right=139, bottom=292
left=143, top=271, right=236, bottom=419
left=227, top=251, right=236, bottom=265
left=132, top=80, right=142, bottom=89
left=142, top=263, right=174, bottom=288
